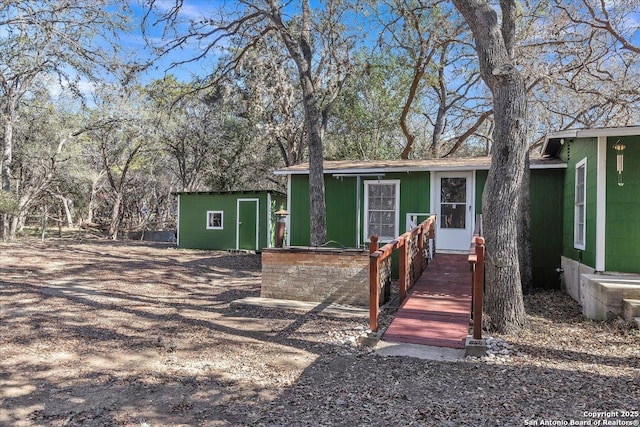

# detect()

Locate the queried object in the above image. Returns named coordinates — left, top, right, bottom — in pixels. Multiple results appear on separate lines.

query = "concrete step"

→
left=622, top=299, right=640, bottom=320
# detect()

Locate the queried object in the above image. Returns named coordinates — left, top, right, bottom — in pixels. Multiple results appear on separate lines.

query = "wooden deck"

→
left=383, top=254, right=471, bottom=348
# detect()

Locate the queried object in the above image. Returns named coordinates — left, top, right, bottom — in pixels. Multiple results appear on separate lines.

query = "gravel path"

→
left=0, top=240, right=638, bottom=426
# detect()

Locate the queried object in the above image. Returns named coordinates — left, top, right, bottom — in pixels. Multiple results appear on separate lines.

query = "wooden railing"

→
left=468, top=217, right=485, bottom=340
left=368, top=215, right=437, bottom=332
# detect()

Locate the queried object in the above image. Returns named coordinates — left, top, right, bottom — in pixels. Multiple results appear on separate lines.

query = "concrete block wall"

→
left=562, top=256, right=640, bottom=320
left=261, top=248, right=369, bottom=307
left=561, top=256, right=595, bottom=302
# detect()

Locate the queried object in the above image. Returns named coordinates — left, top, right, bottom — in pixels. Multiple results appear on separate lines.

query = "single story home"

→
left=275, top=156, right=565, bottom=289
left=274, top=126, right=640, bottom=320
left=175, top=190, right=286, bottom=251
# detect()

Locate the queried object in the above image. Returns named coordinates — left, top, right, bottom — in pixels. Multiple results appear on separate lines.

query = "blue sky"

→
left=59, top=0, right=639, bottom=95
left=124, top=0, right=224, bottom=83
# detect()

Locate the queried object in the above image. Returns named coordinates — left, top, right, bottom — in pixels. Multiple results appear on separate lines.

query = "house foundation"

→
left=561, top=256, right=640, bottom=320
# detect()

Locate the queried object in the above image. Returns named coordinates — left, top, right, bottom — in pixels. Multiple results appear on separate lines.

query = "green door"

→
left=238, top=199, right=258, bottom=250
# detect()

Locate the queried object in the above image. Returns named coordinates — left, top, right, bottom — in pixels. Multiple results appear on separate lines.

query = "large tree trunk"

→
left=2, top=101, right=15, bottom=241
left=519, top=152, right=534, bottom=294
left=306, top=107, right=327, bottom=246
left=109, top=193, right=122, bottom=240
left=2, top=101, right=14, bottom=192
left=453, top=0, right=528, bottom=332
left=58, top=195, right=74, bottom=228
left=271, top=0, right=327, bottom=246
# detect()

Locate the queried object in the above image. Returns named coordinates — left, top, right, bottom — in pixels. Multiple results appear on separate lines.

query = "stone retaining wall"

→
left=261, top=247, right=370, bottom=307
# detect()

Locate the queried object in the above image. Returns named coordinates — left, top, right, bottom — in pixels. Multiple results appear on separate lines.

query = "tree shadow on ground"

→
left=1, top=242, right=638, bottom=426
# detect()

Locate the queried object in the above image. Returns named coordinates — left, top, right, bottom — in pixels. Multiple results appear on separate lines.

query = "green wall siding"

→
left=326, top=176, right=358, bottom=247
left=178, top=192, right=278, bottom=250
left=529, top=169, right=565, bottom=288
left=560, top=138, right=598, bottom=267
left=475, top=170, right=488, bottom=215
left=605, top=135, right=640, bottom=272
left=289, top=175, right=311, bottom=246
left=470, top=168, right=563, bottom=288
left=289, top=172, right=430, bottom=247
left=288, top=167, right=564, bottom=288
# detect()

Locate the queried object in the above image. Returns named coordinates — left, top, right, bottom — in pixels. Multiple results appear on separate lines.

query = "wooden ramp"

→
left=383, top=254, right=471, bottom=349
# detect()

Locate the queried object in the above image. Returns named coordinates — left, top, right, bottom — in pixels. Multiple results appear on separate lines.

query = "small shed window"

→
left=364, top=180, right=400, bottom=242
left=206, top=211, right=224, bottom=230
left=574, top=158, right=587, bottom=250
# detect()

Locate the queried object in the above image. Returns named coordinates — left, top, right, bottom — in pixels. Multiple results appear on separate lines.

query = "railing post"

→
left=473, top=236, right=485, bottom=340
left=369, top=236, right=380, bottom=332
left=399, top=236, right=408, bottom=304
left=417, top=225, right=425, bottom=274
left=429, top=218, right=436, bottom=258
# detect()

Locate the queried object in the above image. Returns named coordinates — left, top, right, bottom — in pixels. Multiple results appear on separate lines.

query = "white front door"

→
left=434, top=172, right=474, bottom=251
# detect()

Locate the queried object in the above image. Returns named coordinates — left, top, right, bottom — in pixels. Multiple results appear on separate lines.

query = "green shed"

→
left=175, top=190, right=286, bottom=251
left=275, top=157, right=566, bottom=289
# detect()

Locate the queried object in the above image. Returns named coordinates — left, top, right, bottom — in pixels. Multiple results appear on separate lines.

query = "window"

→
left=365, top=180, right=400, bottom=241
left=206, top=211, right=224, bottom=230
left=574, top=158, right=587, bottom=249
left=440, top=177, right=467, bottom=229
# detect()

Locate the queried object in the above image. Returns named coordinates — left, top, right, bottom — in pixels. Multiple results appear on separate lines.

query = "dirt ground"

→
left=1, top=239, right=639, bottom=427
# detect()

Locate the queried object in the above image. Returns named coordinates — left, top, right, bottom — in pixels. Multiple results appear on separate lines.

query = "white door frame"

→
left=430, top=171, right=475, bottom=251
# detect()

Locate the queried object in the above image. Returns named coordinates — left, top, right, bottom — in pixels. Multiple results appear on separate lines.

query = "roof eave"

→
left=542, top=126, right=640, bottom=157
left=274, top=161, right=566, bottom=175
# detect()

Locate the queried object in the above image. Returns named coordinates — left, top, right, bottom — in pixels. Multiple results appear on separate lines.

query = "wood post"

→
left=417, top=225, right=425, bottom=274
left=473, top=236, right=485, bottom=340
left=399, top=236, right=408, bottom=304
left=369, top=236, right=380, bottom=332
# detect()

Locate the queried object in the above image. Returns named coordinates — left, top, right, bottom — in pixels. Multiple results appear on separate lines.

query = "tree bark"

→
left=2, top=100, right=15, bottom=242
left=452, top=0, right=528, bottom=332
left=519, top=151, right=534, bottom=294
left=268, top=0, right=327, bottom=246
left=109, top=192, right=122, bottom=240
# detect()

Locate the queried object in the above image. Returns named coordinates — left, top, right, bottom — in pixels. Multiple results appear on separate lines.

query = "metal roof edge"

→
left=543, top=126, right=640, bottom=156
left=574, top=126, right=640, bottom=138
left=172, top=190, right=286, bottom=196
left=274, top=161, right=565, bottom=175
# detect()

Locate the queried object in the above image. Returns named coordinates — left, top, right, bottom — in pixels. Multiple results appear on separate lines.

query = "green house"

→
left=542, top=127, right=640, bottom=319
left=275, top=156, right=566, bottom=289
left=274, top=126, right=640, bottom=319
left=175, top=191, right=286, bottom=251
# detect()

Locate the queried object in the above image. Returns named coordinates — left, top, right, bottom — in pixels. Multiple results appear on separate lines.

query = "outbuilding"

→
left=175, top=190, right=286, bottom=251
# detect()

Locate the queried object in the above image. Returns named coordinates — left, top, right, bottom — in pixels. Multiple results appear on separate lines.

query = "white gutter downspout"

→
left=266, top=192, right=272, bottom=248
left=356, top=175, right=361, bottom=247
left=596, top=136, right=607, bottom=272
left=176, top=194, right=180, bottom=247
left=286, top=174, right=292, bottom=247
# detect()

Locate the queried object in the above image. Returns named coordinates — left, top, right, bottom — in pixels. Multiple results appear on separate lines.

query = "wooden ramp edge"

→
left=383, top=254, right=471, bottom=349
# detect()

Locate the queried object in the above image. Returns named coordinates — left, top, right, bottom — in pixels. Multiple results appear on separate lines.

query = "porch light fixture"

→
left=613, top=140, right=625, bottom=186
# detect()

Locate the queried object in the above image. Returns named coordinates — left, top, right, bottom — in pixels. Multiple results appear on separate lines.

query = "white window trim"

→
left=206, top=210, right=224, bottom=230
left=574, top=158, right=587, bottom=250
left=364, top=179, right=400, bottom=243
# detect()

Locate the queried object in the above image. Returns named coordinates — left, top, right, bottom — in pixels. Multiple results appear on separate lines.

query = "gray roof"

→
left=274, top=156, right=566, bottom=175
left=173, top=190, right=285, bottom=196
